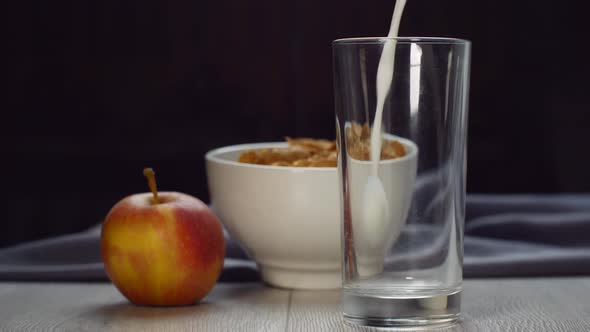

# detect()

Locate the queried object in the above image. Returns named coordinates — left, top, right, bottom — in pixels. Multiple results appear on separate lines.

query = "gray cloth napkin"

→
left=0, top=194, right=589, bottom=281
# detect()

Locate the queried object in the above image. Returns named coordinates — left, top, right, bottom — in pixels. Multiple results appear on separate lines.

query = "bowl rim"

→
left=205, top=136, right=418, bottom=171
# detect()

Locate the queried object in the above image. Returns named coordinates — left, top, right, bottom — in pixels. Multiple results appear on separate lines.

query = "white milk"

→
left=352, top=135, right=417, bottom=277
left=370, top=0, right=407, bottom=167
left=358, top=0, right=409, bottom=277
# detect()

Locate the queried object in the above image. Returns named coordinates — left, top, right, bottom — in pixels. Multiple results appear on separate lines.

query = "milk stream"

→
left=360, top=0, right=408, bottom=276
left=370, top=0, right=407, bottom=168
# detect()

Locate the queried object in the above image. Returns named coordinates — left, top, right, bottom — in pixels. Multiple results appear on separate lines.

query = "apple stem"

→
left=143, top=168, right=159, bottom=204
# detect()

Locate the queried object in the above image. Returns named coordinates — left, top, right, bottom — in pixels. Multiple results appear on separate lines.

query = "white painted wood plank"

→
left=287, top=289, right=460, bottom=332
left=0, top=284, right=18, bottom=296
left=1, top=278, right=590, bottom=332
left=0, top=282, right=290, bottom=332
left=287, top=278, right=590, bottom=332
left=461, top=278, right=590, bottom=332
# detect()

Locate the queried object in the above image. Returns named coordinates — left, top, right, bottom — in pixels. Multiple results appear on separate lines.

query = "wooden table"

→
left=1, top=278, right=589, bottom=331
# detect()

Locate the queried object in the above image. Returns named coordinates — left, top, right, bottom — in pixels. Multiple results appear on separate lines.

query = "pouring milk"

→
left=358, top=0, right=409, bottom=277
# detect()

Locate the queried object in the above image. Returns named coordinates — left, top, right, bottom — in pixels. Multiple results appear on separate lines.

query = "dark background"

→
left=2, top=0, right=589, bottom=248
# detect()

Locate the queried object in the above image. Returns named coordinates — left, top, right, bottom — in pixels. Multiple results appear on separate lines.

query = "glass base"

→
left=342, top=288, right=461, bottom=329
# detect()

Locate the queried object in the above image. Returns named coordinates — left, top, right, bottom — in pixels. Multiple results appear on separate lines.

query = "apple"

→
left=101, top=168, right=225, bottom=306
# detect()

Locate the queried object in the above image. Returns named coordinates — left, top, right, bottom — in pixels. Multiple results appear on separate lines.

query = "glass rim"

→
left=333, top=36, right=470, bottom=46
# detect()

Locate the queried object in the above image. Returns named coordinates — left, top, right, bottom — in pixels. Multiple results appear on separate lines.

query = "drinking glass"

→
left=333, top=37, right=470, bottom=328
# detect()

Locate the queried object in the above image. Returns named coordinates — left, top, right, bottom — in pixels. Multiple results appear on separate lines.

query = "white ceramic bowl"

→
left=205, top=142, right=340, bottom=289
left=205, top=139, right=417, bottom=289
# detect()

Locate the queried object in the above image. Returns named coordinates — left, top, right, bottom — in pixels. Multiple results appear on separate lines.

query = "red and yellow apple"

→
left=101, top=168, right=225, bottom=306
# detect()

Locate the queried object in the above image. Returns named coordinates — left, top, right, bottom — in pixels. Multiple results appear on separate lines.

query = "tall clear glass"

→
left=334, top=37, right=470, bottom=328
